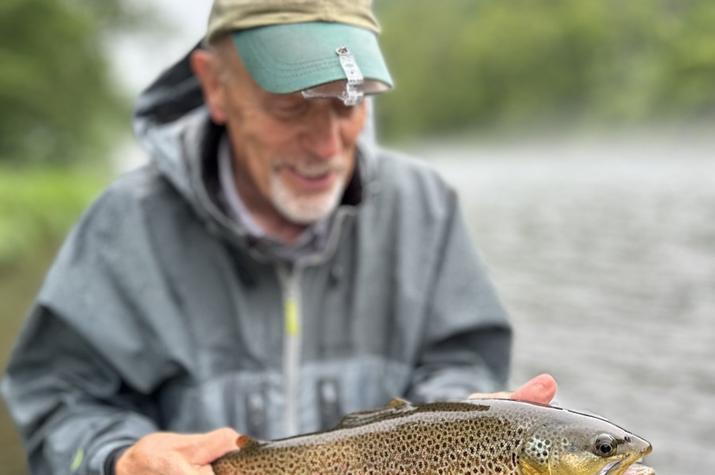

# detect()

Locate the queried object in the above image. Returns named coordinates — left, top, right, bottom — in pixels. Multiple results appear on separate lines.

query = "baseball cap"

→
left=206, top=0, right=393, bottom=103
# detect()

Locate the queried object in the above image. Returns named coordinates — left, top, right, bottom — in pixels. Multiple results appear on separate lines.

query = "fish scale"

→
left=212, top=399, right=653, bottom=475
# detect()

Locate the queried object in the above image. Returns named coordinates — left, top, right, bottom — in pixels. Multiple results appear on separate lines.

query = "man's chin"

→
left=276, top=201, right=336, bottom=225
left=271, top=192, right=341, bottom=226
left=271, top=177, right=346, bottom=226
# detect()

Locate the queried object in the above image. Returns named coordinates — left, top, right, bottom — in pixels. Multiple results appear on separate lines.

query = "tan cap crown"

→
left=206, top=0, right=381, bottom=44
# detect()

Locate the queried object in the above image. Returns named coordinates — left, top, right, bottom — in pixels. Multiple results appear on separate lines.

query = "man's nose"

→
left=301, top=103, right=342, bottom=159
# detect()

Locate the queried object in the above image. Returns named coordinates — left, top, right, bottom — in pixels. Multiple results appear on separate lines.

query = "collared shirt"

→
left=218, top=135, right=332, bottom=262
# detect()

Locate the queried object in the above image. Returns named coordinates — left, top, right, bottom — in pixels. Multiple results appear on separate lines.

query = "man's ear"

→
left=191, top=49, right=228, bottom=124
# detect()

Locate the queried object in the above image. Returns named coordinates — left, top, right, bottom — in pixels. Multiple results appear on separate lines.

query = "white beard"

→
left=268, top=171, right=347, bottom=225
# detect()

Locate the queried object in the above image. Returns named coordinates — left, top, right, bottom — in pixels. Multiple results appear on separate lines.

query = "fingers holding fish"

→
left=468, top=373, right=558, bottom=404
left=623, top=462, right=657, bottom=475
left=115, top=428, right=240, bottom=475
left=510, top=373, right=558, bottom=404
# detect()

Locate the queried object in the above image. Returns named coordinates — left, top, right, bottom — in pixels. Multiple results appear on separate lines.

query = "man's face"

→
left=196, top=41, right=367, bottom=228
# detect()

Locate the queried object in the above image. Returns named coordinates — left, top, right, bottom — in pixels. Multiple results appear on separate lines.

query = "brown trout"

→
left=212, top=398, right=652, bottom=475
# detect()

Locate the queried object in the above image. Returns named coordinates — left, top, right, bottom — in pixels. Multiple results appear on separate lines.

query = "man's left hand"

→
left=468, top=373, right=557, bottom=405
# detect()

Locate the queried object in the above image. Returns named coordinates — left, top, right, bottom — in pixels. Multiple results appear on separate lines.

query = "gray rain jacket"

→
left=1, top=46, right=511, bottom=475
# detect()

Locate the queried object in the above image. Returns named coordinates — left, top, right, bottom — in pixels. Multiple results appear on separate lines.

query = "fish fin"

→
left=335, top=398, right=416, bottom=429
left=236, top=435, right=261, bottom=450
left=519, top=460, right=543, bottom=475
left=386, top=397, right=412, bottom=410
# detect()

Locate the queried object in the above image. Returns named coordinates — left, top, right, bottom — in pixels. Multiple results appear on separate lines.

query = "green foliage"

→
left=0, top=167, right=106, bottom=268
left=0, top=0, right=142, bottom=165
left=375, top=0, right=715, bottom=141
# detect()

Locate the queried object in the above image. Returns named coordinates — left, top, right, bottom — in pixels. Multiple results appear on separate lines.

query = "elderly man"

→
left=2, top=1, right=556, bottom=474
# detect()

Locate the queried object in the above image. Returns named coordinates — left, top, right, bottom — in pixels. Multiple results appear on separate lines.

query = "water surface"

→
left=426, top=135, right=715, bottom=474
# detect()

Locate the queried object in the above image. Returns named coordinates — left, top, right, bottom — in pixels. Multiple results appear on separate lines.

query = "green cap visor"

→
left=232, top=22, right=393, bottom=95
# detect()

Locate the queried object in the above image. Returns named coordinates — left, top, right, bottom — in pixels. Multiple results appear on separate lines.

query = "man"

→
left=2, top=1, right=556, bottom=474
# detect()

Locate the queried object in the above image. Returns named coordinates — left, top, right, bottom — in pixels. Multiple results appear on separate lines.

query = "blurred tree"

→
left=375, top=0, right=715, bottom=142
left=655, top=1, right=715, bottom=117
left=0, top=0, right=146, bottom=165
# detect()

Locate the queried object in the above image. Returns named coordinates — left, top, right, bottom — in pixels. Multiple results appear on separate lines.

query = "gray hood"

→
left=133, top=43, right=211, bottom=203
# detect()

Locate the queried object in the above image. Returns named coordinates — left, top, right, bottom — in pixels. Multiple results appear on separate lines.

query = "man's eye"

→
left=272, top=100, right=308, bottom=117
left=332, top=100, right=356, bottom=116
left=271, top=98, right=308, bottom=117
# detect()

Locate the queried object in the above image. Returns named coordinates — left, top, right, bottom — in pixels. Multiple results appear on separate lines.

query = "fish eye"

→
left=593, top=434, right=617, bottom=457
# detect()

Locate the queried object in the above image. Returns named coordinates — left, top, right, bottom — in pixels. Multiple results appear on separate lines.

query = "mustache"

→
left=273, top=157, right=345, bottom=175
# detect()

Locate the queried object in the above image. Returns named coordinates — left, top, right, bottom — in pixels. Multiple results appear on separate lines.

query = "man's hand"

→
left=468, top=373, right=558, bottom=405
left=115, top=428, right=240, bottom=475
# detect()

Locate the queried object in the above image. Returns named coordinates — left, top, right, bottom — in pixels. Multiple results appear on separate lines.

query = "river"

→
left=425, top=132, right=715, bottom=474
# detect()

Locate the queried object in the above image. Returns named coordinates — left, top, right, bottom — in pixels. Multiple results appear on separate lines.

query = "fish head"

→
left=517, top=406, right=652, bottom=475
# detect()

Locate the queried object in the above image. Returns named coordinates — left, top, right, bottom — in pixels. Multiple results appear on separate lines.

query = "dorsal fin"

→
left=386, top=397, right=412, bottom=410
left=335, top=397, right=416, bottom=429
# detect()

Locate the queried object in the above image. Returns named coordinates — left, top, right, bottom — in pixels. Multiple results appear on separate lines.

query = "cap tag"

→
left=336, top=47, right=364, bottom=106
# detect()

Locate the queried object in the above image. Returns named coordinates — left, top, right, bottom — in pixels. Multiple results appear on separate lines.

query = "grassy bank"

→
left=0, top=167, right=108, bottom=474
left=0, top=246, right=63, bottom=474
left=0, top=167, right=106, bottom=268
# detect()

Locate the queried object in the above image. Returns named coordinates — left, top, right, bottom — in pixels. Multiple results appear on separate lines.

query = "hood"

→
left=132, top=42, right=379, bottom=255
left=133, top=42, right=213, bottom=205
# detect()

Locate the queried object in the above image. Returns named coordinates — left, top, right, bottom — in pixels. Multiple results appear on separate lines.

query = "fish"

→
left=212, top=398, right=653, bottom=475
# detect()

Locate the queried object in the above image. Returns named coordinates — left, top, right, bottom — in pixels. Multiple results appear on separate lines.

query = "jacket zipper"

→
left=278, top=264, right=302, bottom=436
